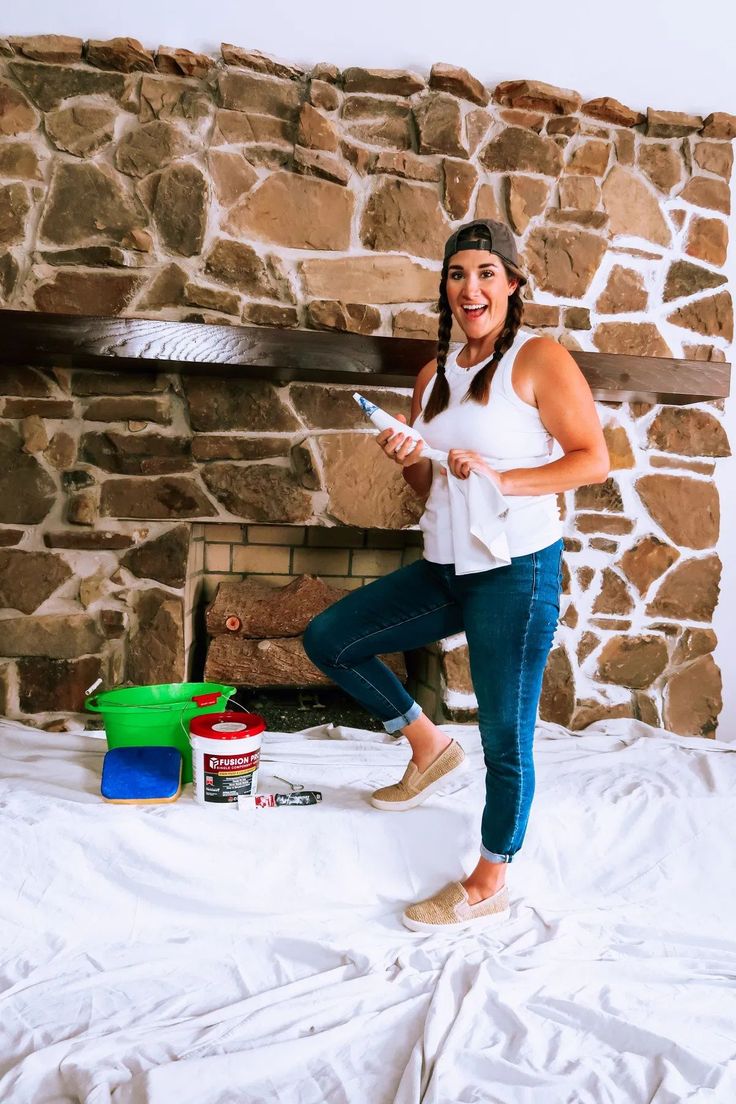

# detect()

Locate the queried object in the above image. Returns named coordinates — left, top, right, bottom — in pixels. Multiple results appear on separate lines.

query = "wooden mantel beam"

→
left=0, top=309, right=730, bottom=404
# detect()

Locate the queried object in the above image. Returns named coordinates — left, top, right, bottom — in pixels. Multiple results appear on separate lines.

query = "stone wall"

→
left=0, top=34, right=734, bottom=735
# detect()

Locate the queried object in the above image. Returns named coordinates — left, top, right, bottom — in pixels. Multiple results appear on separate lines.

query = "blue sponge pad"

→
left=101, top=746, right=183, bottom=803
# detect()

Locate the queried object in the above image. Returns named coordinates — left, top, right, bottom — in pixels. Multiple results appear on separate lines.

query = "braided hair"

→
left=422, top=254, right=525, bottom=424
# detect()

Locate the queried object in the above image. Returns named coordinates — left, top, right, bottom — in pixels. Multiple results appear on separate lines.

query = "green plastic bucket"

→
left=85, top=682, right=236, bottom=784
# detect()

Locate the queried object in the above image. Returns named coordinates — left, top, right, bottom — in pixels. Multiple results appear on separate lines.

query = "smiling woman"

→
left=303, top=216, right=611, bottom=934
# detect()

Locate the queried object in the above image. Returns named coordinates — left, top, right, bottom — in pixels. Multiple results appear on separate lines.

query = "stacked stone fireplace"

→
left=0, top=33, right=733, bottom=736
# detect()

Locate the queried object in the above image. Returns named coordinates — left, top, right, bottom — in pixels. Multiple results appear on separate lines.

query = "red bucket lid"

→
left=190, top=712, right=266, bottom=739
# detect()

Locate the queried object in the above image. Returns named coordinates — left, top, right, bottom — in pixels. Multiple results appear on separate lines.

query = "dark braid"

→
left=422, top=259, right=525, bottom=424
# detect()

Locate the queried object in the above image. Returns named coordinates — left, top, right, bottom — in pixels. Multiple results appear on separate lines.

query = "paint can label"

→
left=202, top=749, right=259, bottom=802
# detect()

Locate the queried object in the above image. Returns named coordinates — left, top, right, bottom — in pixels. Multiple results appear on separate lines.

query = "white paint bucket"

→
left=189, top=711, right=266, bottom=805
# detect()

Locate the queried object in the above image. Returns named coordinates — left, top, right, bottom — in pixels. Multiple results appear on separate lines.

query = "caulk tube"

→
left=353, top=393, right=448, bottom=465
left=238, top=791, right=323, bottom=810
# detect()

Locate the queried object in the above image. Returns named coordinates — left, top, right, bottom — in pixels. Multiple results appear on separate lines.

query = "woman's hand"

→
left=376, top=415, right=427, bottom=468
left=440, top=449, right=504, bottom=491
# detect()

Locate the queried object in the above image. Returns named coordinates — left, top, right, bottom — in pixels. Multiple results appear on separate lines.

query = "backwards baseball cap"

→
left=443, top=218, right=526, bottom=283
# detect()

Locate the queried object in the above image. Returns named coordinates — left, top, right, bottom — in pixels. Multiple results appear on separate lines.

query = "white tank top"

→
left=414, top=328, right=563, bottom=563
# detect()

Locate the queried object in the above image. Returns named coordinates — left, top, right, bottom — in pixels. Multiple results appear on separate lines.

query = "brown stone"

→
left=563, top=307, right=591, bottom=330
left=18, top=655, right=102, bottom=713
left=361, top=177, right=449, bottom=261
left=212, top=110, right=290, bottom=146
left=309, top=79, right=340, bottom=112
left=414, top=93, right=468, bottom=158
left=0, top=424, right=57, bottom=523
left=576, top=567, right=595, bottom=591
left=575, top=477, right=623, bottom=512
left=139, top=74, right=211, bottom=124
left=667, top=291, right=733, bottom=341
left=601, top=165, right=671, bottom=246
left=678, top=177, right=730, bottom=215
left=466, top=109, right=492, bottom=154
left=80, top=432, right=190, bottom=474
left=297, top=102, right=339, bottom=152
left=593, top=322, right=672, bottom=357
left=577, top=631, right=600, bottom=663
left=207, top=150, right=258, bottom=207
left=596, top=634, right=668, bottom=689
left=39, top=245, right=148, bottom=269
left=182, top=282, right=239, bottom=315
left=135, top=263, right=186, bottom=308
left=155, top=46, right=214, bottom=79
left=494, top=79, right=581, bottom=115
left=340, top=139, right=374, bottom=173
left=0, top=252, right=19, bottom=300
left=685, top=216, right=728, bottom=267
left=204, top=239, right=292, bottom=301
left=581, top=97, right=643, bottom=127
left=547, top=116, right=580, bottom=136
left=87, top=37, right=155, bottom=72
left=306, top=300, right=380, bottom=335
left=504, top=175, right=550, bottom=234
left=120, top=525, right=190, bottom=587
left=114, top=120, right=189, bottom=177
left=522, top=303, right=560, bottom=327
left=480, top=127, right=563, bottom=176
left=317, top=433, right=422, bottom=528
left=576, top=514, right=633, bottom=535
left=637, top=143, right=682, bottom=192
left=100, top=477, right=216, bottom=519
left=646, top=109, right=702, bottom=138
left=311, top=63, right=340, bottom=83
left=0, top=613, right=103, bottom=659
left=293, top=145, right=349, bottom=186
left=571, top=699, right=635, bottom=730
left=591, top=617, right=632, bottom=630
left=0, top=140, right=41, bottom=178
left=693, top=141, right=733, bottom=179
left=0, top=78, right=38, bottom=136
left=184, top=377, right=300, bottom=432
left=207, top=574, right=346, bottom=637
left=614, top=129, right=636, bottom=165
left=440, top=644, right=473, bottom=695
left=701, top=113, right=736, bottom=139
left=592, top=568, right=634, bottom=615
left=242, top=303, right=298, bottom=327
left=645, top=555, right=721, bottom=621
left=10, top=61, right=126, bottom=111
left=126, top=587, right=184, bottom=685
left=603, top=425, right=634, bottom=469
left=82, top=397, right=171, bottom=425
left=618, top=536, right=679, bottom=595
left=370, top=151, right=440, bottom=183
left=547, top=209, right=608, bottom=229
left=39, top=162, right=144, bottom=245
left=647, top=408, right=730, bottom=457
left=191, top=436, right=289, bottom=461
left=636, top=474, right=719, bottom=548
left=567, top=140, right=611, bottom=176
left=498, top=109, right=545, bottom=132
left=43, top=530, right=133, bottom=550
left=342, top=110, right=412, bottom=151
left=524, top=226, right=606, bottom=297
left=474, top=183, right=502, bottom=221
left=342, top=67, right=424, bottom=96
left=650, top=456, right=715, bottom=475
left=559, top=175, right=600, bottom=210
left=0, top=529, right=24, bottom=547
left=442, top=159, right=478, bottom=219
left=220, top=44, right=304, bottom=80
left=201, top=463, right=312, bottom=522
left=663, top=260, right=727, bottom=302
left=301, top=255, right=438, bottom=304
left=227, top=171, right=352, bottom=250
left=0, top=549, right=73, bottom=613
left=4, top=397, right=73, bottom=418
left=673, top=627, right=717, bottom=664
left=20, top=414, right=48, bottom=454
left=393, top=309, right=438, bottom=341
left=8, top=34, right=83, bottom=64
left=291, top=385, right=409, bottom=429
left=0, top=182, right=29, bottom=246
left=538, top=645, right=575, bottom=726
left=34, top=271, right=142, bottom=316
left=429, top=62, right=488, bottom=106
left=664, top=654, right=721, bottom=738
left=560, top=603, right=578, bottom=629
left=153, top=162, right=208, bottom=256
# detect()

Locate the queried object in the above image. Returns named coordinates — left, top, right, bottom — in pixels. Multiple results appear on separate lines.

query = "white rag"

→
left=434, top=450, right=512, bottom=575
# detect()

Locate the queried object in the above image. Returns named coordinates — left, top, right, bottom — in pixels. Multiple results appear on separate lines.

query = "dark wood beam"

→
left=0, top=308, right=730, bottom=404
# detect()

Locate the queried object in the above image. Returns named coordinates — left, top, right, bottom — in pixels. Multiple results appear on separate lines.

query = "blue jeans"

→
left=303, top=539, right=563, bottom=864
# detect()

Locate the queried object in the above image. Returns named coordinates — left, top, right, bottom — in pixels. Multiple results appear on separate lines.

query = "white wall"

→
left=3, top=0, right=735, bottom=735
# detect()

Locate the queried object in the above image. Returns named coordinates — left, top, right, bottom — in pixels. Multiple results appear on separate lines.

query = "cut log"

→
left=204, top=633, right=407, bottom=687
left=206, top=574, right=349, bottom=638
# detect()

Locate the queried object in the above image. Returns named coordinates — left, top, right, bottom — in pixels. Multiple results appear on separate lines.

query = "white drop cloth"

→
left=1, top=716, right=735, bottom=1104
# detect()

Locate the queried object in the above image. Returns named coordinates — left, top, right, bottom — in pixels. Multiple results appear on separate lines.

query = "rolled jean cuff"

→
left=480, top=844, right=513, bottom=864
left=382, top=701, right=422, bottom=734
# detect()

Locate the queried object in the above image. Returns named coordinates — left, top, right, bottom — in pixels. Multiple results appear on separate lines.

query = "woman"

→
left=303, top=217, right=609, bottom=932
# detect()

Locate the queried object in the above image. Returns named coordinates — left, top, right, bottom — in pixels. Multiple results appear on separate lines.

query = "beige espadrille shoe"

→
left=370, top=739, right=466, bottom=811
left=402, top=881, right=510, bottom=933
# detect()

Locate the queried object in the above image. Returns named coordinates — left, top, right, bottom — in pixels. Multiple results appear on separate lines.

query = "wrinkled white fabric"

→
left=1, top=716, right=735, bottom=1103
left=443, top=461, right=512, bottom=574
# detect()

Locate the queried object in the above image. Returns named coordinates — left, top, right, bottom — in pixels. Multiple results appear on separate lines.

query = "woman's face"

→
left=445, top=249, right=518, bottom=338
